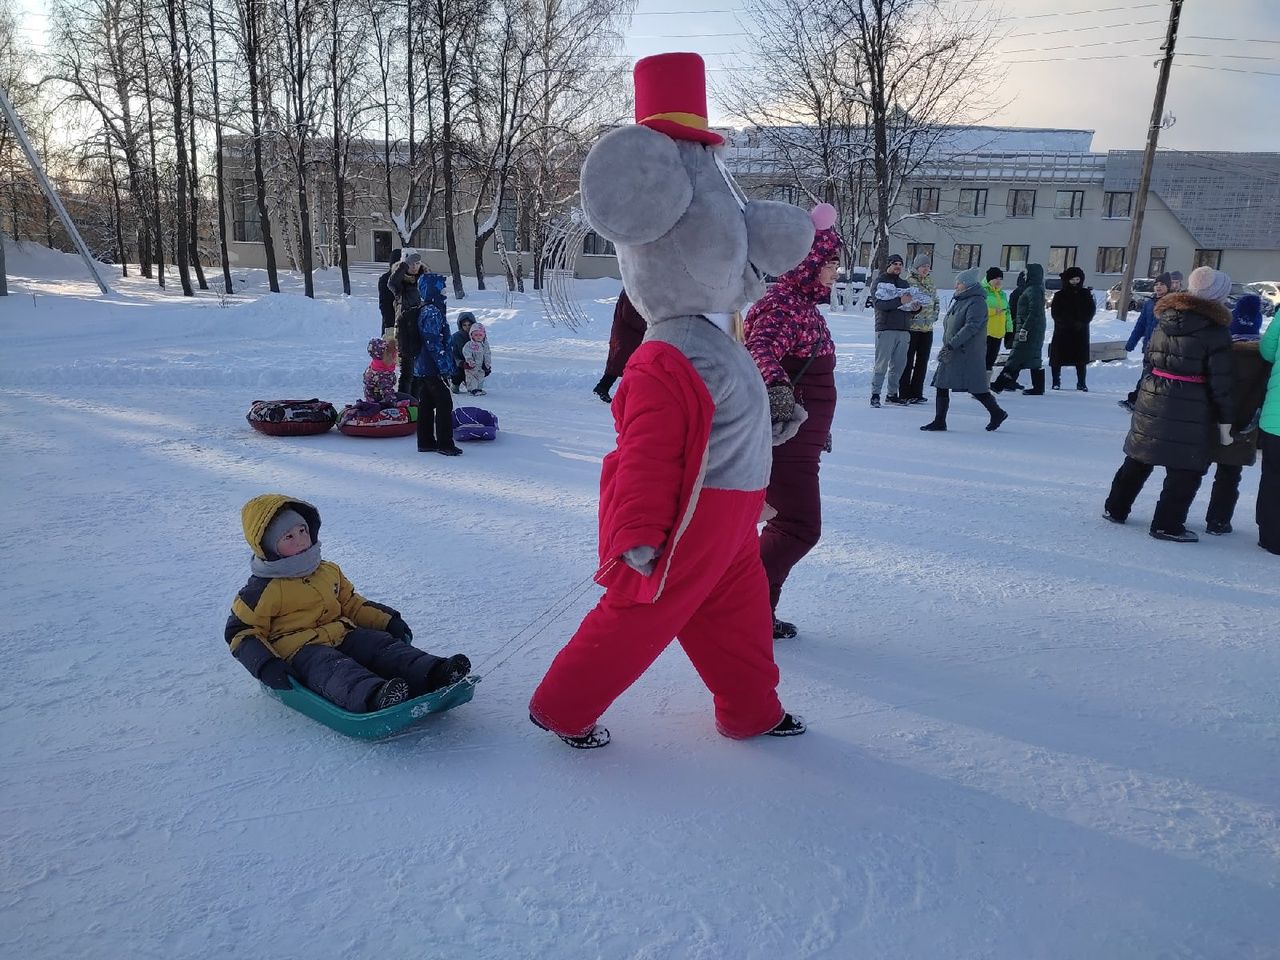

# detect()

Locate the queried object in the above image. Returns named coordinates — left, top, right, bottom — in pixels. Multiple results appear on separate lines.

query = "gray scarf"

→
left=251, top=541, right=323, bottom=579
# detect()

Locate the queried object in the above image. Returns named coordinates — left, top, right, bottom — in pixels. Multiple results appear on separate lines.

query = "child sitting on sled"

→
left=460, top=322, right=492, bottom=396
left=363, top=336, right=415, bottom=408
left=225, top=494, right=471, bottom=713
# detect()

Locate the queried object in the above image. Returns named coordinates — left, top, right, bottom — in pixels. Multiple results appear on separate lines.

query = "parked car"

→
left=1246, top=281, right=1279, bottom=317
left=1042, top=275, right=1062, bottom=309
left=1105, top=278, right=1157, bottom=312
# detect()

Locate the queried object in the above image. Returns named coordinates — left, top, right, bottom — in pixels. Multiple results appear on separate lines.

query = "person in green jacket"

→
left=982, top=267, right=1012, bottom=384
left=993, top=262, right=1048, bottom=395
left=1256, top=310, right=1280, bottom=554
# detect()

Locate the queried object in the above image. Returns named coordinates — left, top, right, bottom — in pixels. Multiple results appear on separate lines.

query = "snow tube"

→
left=453, top=406, right=499, bottom=442
left=338, top=400, right=418, bottom=438
left=247, top=398, right=338, bottom=437
left=263, top=675, right=480, bottom=740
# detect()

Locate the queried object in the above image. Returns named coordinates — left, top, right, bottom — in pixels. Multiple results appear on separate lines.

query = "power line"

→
left=1005, top=19, right=1164, bottom=39
left=1182, top=35, right=1280, bottom=44
left=1003, top=36, right=1163, bottom=54
left=1174, top=62, right=1280, bottom=78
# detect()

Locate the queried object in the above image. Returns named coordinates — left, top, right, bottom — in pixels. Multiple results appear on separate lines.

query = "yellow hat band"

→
left=639, top=110, right=709, bottom=130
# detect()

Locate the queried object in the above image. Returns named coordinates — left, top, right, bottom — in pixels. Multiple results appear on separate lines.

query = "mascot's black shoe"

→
left=772, top=618, right=798, bottom=640
left=766, top=713, right=807, bottom=737
left=530, top=713, right=611, bottom=749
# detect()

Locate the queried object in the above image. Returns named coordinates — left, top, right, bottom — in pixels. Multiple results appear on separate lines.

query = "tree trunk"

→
left=209, top=0, right=233, bottom=293
left=181, top=0, right=208, bottom=289
left=246, top=0, right=279, bottom=292
left=166, top=0, right=195, bottom=296
left=437, top=0, right=463, bottom=299
left=290, top=0, right=314, bottom=299
left=105, top=133, right=128, bottom=276
left=139, top=6, right=166, bottom=288
left=330, top=0, right=349, bottom=295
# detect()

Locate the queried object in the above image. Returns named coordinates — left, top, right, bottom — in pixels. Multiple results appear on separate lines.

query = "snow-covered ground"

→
left=2, top=241, right=1277, bottom=959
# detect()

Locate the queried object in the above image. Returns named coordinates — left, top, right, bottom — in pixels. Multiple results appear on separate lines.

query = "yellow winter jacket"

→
left=984, top=281, right=1012, bottom=339
left=227, top=494, right=394, bottom=662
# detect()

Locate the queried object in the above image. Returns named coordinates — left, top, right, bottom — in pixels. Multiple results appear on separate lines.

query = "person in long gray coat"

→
left=920, top=268, right=1009, bottom=432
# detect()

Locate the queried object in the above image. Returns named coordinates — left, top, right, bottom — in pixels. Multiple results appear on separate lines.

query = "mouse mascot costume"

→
left=528, top=53, right=816, bottom=748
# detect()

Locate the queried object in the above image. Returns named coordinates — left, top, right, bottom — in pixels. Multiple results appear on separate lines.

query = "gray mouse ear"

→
left=743, top=200, right=815, bottom=277
left=580, top=126, right=693, bottom=246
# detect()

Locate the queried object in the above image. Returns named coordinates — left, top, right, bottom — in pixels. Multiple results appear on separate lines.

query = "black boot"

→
left=370, top=678, right=410, bottom=712
left=426, top=654, right=472, bottom=692
left=990, top=371, right=1016, bottom=394
left=772, top=617, right=798, bottom=640
left=1023, top=369, right=1046, bottom=396
left=765, top=713, right=807, bottom=737
left=1076, top=365, right=1088, bottom=391
left=530, top=713, right=611, bottom=749
left=592, top=376, right=615, bottom=404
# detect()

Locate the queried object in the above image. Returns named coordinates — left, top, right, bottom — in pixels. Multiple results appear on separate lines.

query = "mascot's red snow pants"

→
left=529, top=488, right=785, bottom=739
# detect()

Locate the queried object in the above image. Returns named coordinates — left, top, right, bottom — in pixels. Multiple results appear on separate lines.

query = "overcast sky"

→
left=16, top=0, right=1280, bottom=153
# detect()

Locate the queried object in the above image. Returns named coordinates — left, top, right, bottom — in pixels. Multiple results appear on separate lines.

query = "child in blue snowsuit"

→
left=414, top=273, right=462, bottom=456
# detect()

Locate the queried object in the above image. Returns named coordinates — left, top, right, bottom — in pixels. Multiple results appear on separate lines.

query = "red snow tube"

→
left=337, top=401, right=417, bottom=438
left=247, top=399, right=338, bottom=437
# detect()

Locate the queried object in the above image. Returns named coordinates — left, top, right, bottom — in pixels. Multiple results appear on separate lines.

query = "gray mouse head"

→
left=578, top=53, right=815, bottom=326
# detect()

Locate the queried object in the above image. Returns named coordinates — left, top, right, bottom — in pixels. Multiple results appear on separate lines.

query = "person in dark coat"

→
left=993, top=262, right=1047, bottom=395
left=388, top=248, right=426, bottom=394
left=920, top=267, right=1008, bottom=432
left=1202, top=294, right=1272, bottom=535
left=593, top=291, right=647, bottom=403
left=1049, top=266, right=1096, bottom=390
left=449, top=312, right=476, bottom=393
left=743, top=210, right=842, bottom=639
left=1006, top=270, right=1027, bottom=347
left=377, top=248, right=401, bottom=334
left=1104, top=267, right=1237, bottom=542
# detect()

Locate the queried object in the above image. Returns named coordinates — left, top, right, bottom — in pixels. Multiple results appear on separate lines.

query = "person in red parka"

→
left=744, top=206, right=842, bottom=640
left=592, top=290, right=647, bottom=403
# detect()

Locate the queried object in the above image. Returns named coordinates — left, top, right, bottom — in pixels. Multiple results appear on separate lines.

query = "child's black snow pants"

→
left=290, top=630, right=448, bottom=712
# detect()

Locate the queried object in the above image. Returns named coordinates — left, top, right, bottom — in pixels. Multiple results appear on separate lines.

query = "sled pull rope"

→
left=479, top=571, right=602, bottom=677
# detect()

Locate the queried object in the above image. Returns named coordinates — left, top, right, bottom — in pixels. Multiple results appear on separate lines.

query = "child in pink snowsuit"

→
left=363, top=337, right=413, bottom=407
left=460, top=323, right=492, bottom=395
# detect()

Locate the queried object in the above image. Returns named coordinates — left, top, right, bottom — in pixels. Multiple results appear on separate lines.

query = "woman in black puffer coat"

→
left=1104, top=267, right=1236, bottom=542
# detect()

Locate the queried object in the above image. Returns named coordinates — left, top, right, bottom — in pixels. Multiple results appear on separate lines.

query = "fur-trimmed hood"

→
left=1155, top=292, right=1232, bottom=328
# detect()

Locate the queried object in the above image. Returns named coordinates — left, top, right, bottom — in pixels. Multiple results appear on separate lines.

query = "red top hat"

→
left=634, top=52, right=723, bottom=146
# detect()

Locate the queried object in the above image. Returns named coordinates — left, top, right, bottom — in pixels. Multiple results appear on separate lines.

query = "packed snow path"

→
left=1, top=247, right=1277, bottom=959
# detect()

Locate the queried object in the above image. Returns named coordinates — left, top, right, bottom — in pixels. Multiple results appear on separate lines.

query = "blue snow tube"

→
left=453, top=406, right=498, bottom=442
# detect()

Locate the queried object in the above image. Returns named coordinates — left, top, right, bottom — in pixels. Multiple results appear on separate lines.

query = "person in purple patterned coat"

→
left=743, top=204, right=841, bottom=640
left=363, top=337, right=412, bottom=407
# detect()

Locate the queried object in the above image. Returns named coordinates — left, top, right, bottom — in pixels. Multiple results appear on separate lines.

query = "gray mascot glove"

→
left=622, top=545, right=661, bottom=576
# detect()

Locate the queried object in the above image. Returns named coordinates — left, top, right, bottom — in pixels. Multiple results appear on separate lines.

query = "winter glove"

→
left=386, top=615, right=413, bottom=643
left=1016, top=327, right=1028, bottom=343
left=767, top=384, right=797, bottom=422
left=772, top=403, right=808, bottom=446
left=482, top=366, right=491, bottom=376
left=258, top=657, right=294, bottom=691
left=622, top=545, right=660, bottom=576
left=937, top=344, right=954, bottom=364
left=823, top=432, right=833, bottom=454
left=1218, top=423, right=1235, bottom=446
left=1003, top=333, right=1015, bottom=349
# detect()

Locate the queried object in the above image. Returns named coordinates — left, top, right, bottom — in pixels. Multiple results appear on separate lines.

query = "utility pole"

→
left=0, top=86, right=111, bottom=296
left=1116, top=0, right=1181, bottom=321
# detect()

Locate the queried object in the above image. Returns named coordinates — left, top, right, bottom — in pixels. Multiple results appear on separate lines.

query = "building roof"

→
left=1104, top=150, right=1280, bottom=251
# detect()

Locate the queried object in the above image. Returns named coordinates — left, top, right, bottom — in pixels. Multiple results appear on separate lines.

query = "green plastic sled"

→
left=263, top=675, right=480, bottom=740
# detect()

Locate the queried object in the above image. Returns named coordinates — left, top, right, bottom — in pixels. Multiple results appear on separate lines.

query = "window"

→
left=911, top=187, right=940, bottom=215
left=1047, top=246, right=1078, bottom=273
left=231, top=179, right=262, bottom=243
left=412, top=221, right=445, bottom=250
left=952, top=243, right=982, bottom=270
left=1001, top=245, right=1029, bottom=271
left=905, top=243, right=934, bottom=267
left=1096, top=246, right=1126, bottom=274
left=1104, top=191, right=1132, bottom=219
left=1054, top=190, right=1085, bottom=219
left=958, top=188, right=987, bottom=217
left=1007, top=189, right=1036, bottom=218
left=1193, top=249, right=1222, bottom=269
left=1148, top=246, right=1167, bottom=277
left=582, top=231, right=616, bottom=256
left=372, top=230, right=394, bottom=264
left=491, top=199, right=525, bottom=253
left=857, top=241, right=873, bottom=267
